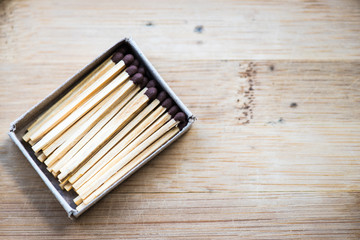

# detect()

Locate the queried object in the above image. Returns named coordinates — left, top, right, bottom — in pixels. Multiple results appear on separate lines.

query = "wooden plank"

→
left=1, top=0, right=360, bottom=239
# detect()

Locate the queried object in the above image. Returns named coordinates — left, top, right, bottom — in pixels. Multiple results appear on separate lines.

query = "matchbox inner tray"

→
left=8, top=38, right=195, bottom=219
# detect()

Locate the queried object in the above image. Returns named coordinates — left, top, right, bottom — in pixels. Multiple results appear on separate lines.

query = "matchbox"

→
left=8, top=38, right=195, bottom=219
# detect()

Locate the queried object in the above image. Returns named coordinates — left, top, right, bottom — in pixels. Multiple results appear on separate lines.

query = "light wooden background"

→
left=1, top=0, right=360, bottom=239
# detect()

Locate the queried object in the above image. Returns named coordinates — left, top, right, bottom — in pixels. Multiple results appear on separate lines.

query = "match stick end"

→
left=161, top=98, right=173, bottom=109
left=145, top=87, right=158, bottom=101
left=116, top=47, right=127, bottom=54
left=111, top=52, right=124, bottom=64
left=131, top=73, right=144, bottom=85
left=174, top=112, right=186, bottom=123
left=146, top=79, right=158, bottom=88
left=157, top=91, right=168, bottom=103
left=126, top=65, right=138, bottom=76
left=132, top=59, right=140, bottom=67
left=168, top=105, right=179, bottom=118
left=140, top=77, right=148, bottom=88
left=123, top=54, right=134, bottom=66
left=138, top=66, right=145, bottom=75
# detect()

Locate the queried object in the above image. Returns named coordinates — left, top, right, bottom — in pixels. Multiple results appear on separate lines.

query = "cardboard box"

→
left=8, top=38, right=195, bottom=218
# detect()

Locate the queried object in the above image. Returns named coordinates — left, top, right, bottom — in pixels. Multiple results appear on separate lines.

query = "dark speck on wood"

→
left=269, top=65, right=275, bottom=71
left=146, top=21, right=154, bottom=26
left=290, top=102, right=298, bottom=108
left=194, top=25, right=204, bottom=33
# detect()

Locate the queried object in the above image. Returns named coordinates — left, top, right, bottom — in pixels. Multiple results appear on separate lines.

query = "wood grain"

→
left=1, top=0, right=360, bottom=239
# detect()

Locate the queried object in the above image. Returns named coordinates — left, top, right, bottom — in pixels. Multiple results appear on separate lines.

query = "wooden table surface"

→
left=1, top=0, right=360, bottom=239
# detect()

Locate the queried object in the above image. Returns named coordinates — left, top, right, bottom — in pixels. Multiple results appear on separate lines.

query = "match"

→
left=23, top=48, right=127, bottom=142
left=57, top=87, right=158, bottom=181
left=76, top=124, right=185, bottom=207
left=66, top=89, right=168, bottom=187
left=43, top=66, right=140, bottom=168
left=77, top=112, right=187, bottom=200
left=29, top=53, right=134, bottom=143
left=72, top=97, right=176, bottom=191
left=32, top=61, right=137, bottom=153
left=49, top=73, right=148, bottom=176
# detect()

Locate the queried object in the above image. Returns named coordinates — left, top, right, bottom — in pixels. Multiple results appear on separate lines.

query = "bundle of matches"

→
left=22, top=47, right=188, bottom=210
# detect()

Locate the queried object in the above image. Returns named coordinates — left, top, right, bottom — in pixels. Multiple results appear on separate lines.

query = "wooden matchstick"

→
left=29, top=54, right=134, bottom=143
left=77, top=112, right=187, bottom=200
left=69, top=89, right=168, bottom=187
left=57, top=87, right=158, bottom=181
left=74, top=106, right=179, bottom=194
left=44, top=88, right=125, bottom=168
left=41, top=99, right=100, bottom=157
left=66, top=81, right=162, bottom=183
left=77, top=125, right=183, bottom=206
left=23, top=49, right=126, bottom=142
left=62, top=80, right=156, bottom=186
left=32, top=63, right=138, bottom=152
left=71, top=97, right=175, bottom=191
left=43, top=70, right=140, bottom=168
left=50, top=72, right=145, bottom=166
left=49, top=82, right=140, bottom=173
left=38, top=153, right=47, bottom=162
left=23, top=56, right=113, bottom=142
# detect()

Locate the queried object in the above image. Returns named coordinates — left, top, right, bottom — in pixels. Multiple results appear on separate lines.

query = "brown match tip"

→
left=146, top=80, right=158, bottom=88
left=111, top=52, right=124, bottom=64
left=145, top=87, right=157, bottom=101
left=116, top=47, right=127, bottom=54
left=139, top=77, right=148, bottom=88
left=138, top=67, right=145, bottom=75
left=132, top=59, right=140, bottom=67
left=177, top=120, right=188, bottom=130
left=122, top=54, right=134, bottom=66
left=167, top=105, right=179, bottom=118
left=130, top=73, right=143, bottom=85
left=161, top=98, right=173, bottom=109
left=157, top=91, right=168, bottom=103
left=174, top=112, right=186, bottom=123
left=126, top=65, right=138, bottom=76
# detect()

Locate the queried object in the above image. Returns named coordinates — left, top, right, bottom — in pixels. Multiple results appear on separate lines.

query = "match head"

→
left=145, top=87, right=158, bottom=101
left=157, top=91, right=168, bottom=103
left=174, top=112, right=186, bottom=123
left=146, top=80, right=158, bottom=88
left=138, top=66, right=146, bottom=75
left=140, top=77, right=148, bottom=88
left=122, top=54, right=134, bottom=66
left=130, top=73, right=143, bottom=85
left=111, top=52, right=124, bottom=64
left=161, top=98, right=173, bottom=110
left=177, top=119, right=188, bottom=130
left=132, top=59, right=140, bottom=67
left=126, top=65, right=138, bottom=76
left=116, top=47, right=127, bottom=54
left=167, top=105, right=179, bottom=118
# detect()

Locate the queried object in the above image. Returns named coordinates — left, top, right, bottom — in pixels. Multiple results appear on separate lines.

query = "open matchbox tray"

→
left=8, top=38, right=195, bottom=219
